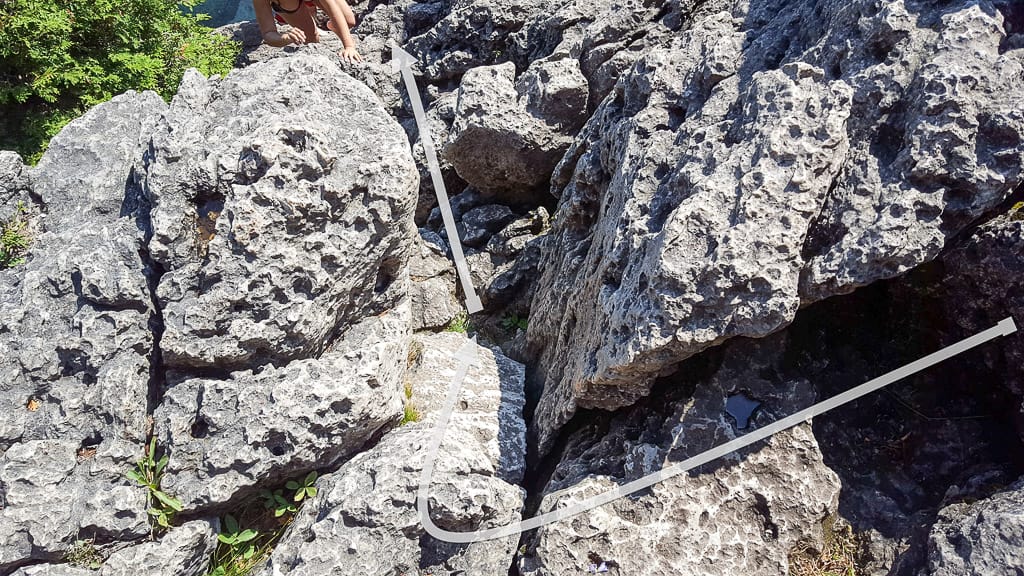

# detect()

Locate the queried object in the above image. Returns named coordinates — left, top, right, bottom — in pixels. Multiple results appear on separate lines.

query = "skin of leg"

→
left=314, top=0, right=355, bottom=28
left=276, top=5, right=320, bottom=43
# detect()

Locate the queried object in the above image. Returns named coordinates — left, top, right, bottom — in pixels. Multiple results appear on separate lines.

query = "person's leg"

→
left=315, top=0, right=355, bottom=29
left=276, top=5, right=320, bottom=43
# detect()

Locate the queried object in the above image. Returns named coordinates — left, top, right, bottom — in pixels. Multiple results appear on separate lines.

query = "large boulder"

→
left=520, top=333, right=840, bottom=575
left=139, top=54, right=419, bottom=510
left=525, top=0, right=1024, bottom=451
left=0, top=92, right=166, bottom=572
left=143, top=54, right=418, bottom=371
left=444, top=60, right=584, bottom=202
left=260, top=333, right=527, bottom=575
left=155, top=305, right=409, bottom=509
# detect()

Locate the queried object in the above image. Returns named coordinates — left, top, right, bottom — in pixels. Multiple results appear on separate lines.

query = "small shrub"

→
left=286, top=471, right=318, bottom=503
left=126, top=437, right=183, bottom=533
left=0, top=0, right=240, bottom=162
left=208, top=514, right=267, bottom=576
left=259, top=488, right=297, bottom=518
left=444, top=311, right=470, bottom=334
left=66, top=538, right=104, bottom=569
left=500, top=313, right=528, bottom=332
left=0, top=203, right=31, bottom=269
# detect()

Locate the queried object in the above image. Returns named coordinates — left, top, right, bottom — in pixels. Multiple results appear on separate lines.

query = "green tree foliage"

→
left=0, top=0, right=239, bottom=162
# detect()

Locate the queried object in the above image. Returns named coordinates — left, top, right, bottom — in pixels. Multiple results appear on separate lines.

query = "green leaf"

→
left=152, top=489, right=183, bottom=512
left=304, top=471, right=318, bottom=486
left=155, top=454, right=169, bottom=477
left=285, top=480, right=299, bottom=490
left=306, top=486, right=317, bottom=499
left=294, top=490, right=305, bottom=503
left=274, top=507, right=286, bottom=518
left=223, top=514, right=239, bottom=535
left=125, top=469, right=145, bottom=484
left=235, top=529, right=258, bottom=543
left=217, top=533, right=233, bottom=544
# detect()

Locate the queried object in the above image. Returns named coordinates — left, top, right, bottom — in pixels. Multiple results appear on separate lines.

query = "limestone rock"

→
left=10, top=519, right=218, bottom=576
left=0, top=92, right=165, bottom=572
left=445, top=62, right=574, bottom=202
left=520, top=333, right=840, bottom=575
left=260, top=333, right=526, bottom=576
left=0, top=152, right=32, bottom=222
left=156, top=305, right=409, bottom=510
left=142, top=55, right=418, bottom=370
left=526, top=1, right=1024, bottom=451
left=409, top=231, right=460, bottom=330
left=938, top=211, right=1024, bottom=416
left=924, top=477, right=1024, bottom=575
left=461, top=204, right=517, bottom=247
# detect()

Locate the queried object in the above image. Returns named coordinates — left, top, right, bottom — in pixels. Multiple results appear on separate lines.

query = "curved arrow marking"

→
left=417, top=317, right=1018, bottom=543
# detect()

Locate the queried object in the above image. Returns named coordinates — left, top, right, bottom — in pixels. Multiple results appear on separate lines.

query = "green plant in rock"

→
left=286, top=471, right=318, bottom=503
left=207, top=514, right=271, bottom=576
left=401, top=402, right=422, bottom=425
left=0, top=203, right=31, bottom=269
left=259, top=488, right=297, bottom=518
left=126, top=436, right=183, bottom=532
left=0, top=0, right=240, bottom=162
left=65, top=538, right=104, bottom=569
left=444, top=310, right=470, bottom=334
left=217, top=514, right=260, bottom=561
left=500, top=313, right=528, bottom=332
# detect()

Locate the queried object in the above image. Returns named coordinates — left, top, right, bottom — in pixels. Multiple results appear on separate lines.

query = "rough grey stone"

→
left=445, top=62, right=574, bottom=202
left=520, top=333, right=840, bottom=575
left=925, top=476, right=1024, bottom=576
left=0, top=440, right=147, bottom=572
left=156, top=304, right=409, bottom=510
left=259, top=333, right=526, bottom=576
left=938, top=211, right=1024, bottom=416
left=404, top=0, right=547, bottom=83
left=0, top=152, right=32, bottom=222
left=100, top=518, right=219, bottom=576
left=526, top=1, right=1024, bottom=451
left=0, top=92, right=165, bottom=572
left=410, top=232, right=460, bottom=330
left=142, top=55, right=418, bottom=370
left=10, top=519, right=217, bottom=576
left=517, top=56, right=589, bottom=133
left=460, top=203, right=517, bottom=247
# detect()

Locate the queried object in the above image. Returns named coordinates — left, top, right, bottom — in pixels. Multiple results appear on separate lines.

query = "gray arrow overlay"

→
left=417, top=317, right=1018, bottom=543
left=393, top=45, right=483, bottom=313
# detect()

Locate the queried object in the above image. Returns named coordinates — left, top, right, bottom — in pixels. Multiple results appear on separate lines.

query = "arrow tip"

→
left=455, top=335, right=479, bottom=366
left=465, top=294, right=484, bottom=315
left=998, top=316, right=1018, bottom=336
left=391, top=43, right=416, bottom=74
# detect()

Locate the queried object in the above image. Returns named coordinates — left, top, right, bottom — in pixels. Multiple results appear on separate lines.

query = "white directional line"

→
left=393, top=44, right=483, bottom=314
left=417, top=317, right=1018, bottom=543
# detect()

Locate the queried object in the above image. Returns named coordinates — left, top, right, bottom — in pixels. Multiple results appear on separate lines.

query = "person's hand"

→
left=282, top=28, right=306, bottom=45
left=340, top=46, right=362, bottom=63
